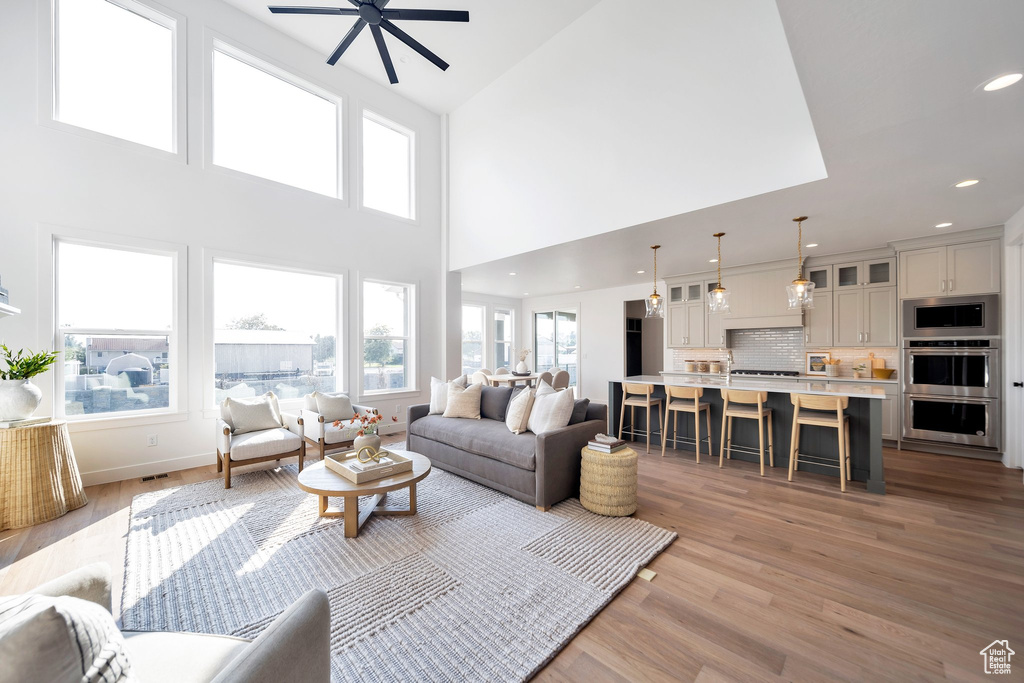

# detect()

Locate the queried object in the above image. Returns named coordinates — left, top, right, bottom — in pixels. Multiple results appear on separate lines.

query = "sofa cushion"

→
left=230, top=428, right=301, bottom=461
left=480, top=385, right=513, bottom=422
left=123, top=630, right=248, bottom=683
left=569, top=398, right=591, bottom=425
left=409, top=415, right=537, bottom=470
left=528, top=381, right=575, bottom=435
left=222, top=392, right=282, bottom=433
left=429, top=375, right=467, bottom=414
left=0, top=594, right=134, bottom=683
left=443, top=383, right=482, bottom=419
left=505, top=386, right=534, bottom=435
left=227, top=393, right=282, bottom=435
left=313, top=392, right=354, bottom=423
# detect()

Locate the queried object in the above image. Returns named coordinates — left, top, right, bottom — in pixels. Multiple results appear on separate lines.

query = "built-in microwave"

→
left=902, top=294, right=999, bottom=338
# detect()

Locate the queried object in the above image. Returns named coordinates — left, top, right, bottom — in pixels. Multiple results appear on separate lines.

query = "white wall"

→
left=0, top=0, right=443, bottom=485
left=448, top=0, right=825, bottom=271
left=1003, top=205, right=1024, bottom=469
left=522, top=283, right=652, bottom=404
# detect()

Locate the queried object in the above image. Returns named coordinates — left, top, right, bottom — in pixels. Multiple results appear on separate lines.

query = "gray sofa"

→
left=407, top=399, right=607, bottom=510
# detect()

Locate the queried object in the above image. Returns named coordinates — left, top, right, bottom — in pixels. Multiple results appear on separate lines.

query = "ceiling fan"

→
left=268, top=1, right=469, bottom=84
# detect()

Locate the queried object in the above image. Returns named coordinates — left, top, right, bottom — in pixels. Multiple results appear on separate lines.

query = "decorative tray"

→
left=511, top=371, right=532, bottom=376
left=324, top=449, right=413, bottom=484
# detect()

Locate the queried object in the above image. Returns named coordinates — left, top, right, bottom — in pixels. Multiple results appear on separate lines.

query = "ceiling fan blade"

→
left=381, top=9, right=469, bottom=22
left=380, top=19, right=448, bottom=71
left=268, top=6, right=359, bottom=15
left=327, top=19, right=366, bottom=65
left=369, top=24, right=399, bottom=84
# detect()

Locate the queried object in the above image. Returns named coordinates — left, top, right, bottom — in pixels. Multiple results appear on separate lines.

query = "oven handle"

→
left=905, top=394, right=996, bottom=405
left=903, top=349, right=995, bottom=356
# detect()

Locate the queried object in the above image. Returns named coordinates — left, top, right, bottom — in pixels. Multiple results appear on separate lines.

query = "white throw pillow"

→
left=429, top=375, right=467, bottom=415
left=314, top=391, right=354, bottom=422
left=505, top=387, right=535, bottom=435
left=528, top=381, right=575, bottom=434
left=443, top=382, right=482, bottom=419
left=225, top=392, right=282, bottom=434
left=0, top=594, right=135, bottom=683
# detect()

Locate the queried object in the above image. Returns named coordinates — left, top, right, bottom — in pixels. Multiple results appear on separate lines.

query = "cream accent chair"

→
left=494, top=367, right=511, bottom=375
left=216, top=395, right=304, bottom=489
left=538, top=371, right=554, bottom=388
left=551, top=369, right=570, bottom=391
left=470, top=369, right=492, bottom=385
left=300, top=394, right=379, bottom=461
left=21, top=563, right=331, bottom=683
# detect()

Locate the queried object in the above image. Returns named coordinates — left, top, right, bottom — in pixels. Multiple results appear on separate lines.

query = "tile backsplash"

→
left=670, top=327, right=898, bottom=377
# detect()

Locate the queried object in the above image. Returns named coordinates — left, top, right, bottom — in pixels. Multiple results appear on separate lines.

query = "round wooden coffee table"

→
left=296, top=449, right=431, bottom=538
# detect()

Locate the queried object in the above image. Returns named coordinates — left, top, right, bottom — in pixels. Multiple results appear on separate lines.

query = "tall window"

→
left=57, top=241, right=176, bottom=417
left=363, top=281, right=414, bottom=393
left=461, top=304, right=485, bottom=375
left=534, top=310, right=577, bottom=387
left=54, top=0, right=177, bottom=151
left=362, top=111, right=414, bottom=219
left=212, top=45, right=340, bottom=197
left=213, top=261, right=339, bottom=403
left=494, top=308, right=513, bottom=371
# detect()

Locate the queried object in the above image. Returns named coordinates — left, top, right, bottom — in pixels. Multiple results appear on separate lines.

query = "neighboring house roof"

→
left=87, top=337, right=168, bottom=352
left=215, top=329, right=315, bottom=345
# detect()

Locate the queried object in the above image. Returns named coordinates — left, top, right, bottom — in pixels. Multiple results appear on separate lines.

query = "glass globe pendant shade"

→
left=786, top=278, right=815, bottom=310
left=708, top=285, right=731, bottom=314
left=645, top=292, right=664, bottom=318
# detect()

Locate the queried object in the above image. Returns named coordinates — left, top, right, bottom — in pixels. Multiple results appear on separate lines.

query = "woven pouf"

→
left=579, top=446, right=638, bottom=516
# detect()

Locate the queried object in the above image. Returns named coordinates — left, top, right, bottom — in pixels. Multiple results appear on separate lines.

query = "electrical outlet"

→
left=147, top=435, right=158, bottom=447
left=395, top=403, right=401, bottom=416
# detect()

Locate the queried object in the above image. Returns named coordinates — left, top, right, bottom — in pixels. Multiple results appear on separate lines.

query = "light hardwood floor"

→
left=2, top=437, right=1021, bottom=682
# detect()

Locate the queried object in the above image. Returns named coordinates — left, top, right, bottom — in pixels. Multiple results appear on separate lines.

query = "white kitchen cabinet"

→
left=834, top=258, right=896, bottom=290
left=806, top=265, right=832, bottom=293
left=803, top=294, right=833, bottom=347
left=667, top=301, right=705, bottom=348
left=899, top=239, right=1000, bottom=298
left=669, top=280, right=704, bottom=304
left=832, top=287, right=897, bottom=347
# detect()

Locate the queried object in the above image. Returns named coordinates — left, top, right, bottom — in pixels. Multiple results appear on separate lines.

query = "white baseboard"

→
left=81, top=452, right=215, bottom=487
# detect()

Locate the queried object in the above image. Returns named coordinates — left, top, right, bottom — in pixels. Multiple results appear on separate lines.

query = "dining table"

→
left=484, top=373, right=541, bottom=388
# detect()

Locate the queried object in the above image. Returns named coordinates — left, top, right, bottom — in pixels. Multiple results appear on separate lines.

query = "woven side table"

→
left=0, top=420, right=88, bottom=530
left=579, top=446, right=638, bottom=517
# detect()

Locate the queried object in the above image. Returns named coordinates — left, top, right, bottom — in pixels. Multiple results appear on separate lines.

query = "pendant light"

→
left=708, top=232, right=731, bottom=314
left=786, top=216, right=814, bottom=310
left=644, top=245, right=664, bottom=318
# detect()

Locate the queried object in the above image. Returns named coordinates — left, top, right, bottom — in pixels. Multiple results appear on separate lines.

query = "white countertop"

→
left=621, top=374, right=886, bottom=398
left=660, top=370, right=898, bottom=384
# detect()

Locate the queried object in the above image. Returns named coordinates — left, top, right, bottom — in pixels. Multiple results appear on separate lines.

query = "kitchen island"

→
left=609, top=375, right=887, bottom=494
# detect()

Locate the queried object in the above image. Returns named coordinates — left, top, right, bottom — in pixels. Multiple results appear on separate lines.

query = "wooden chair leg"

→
left=216, top=449, right=223, bottom=473
left=646, top=404, right=651, bottom=454
left=618, top=394, right=627, bottom=440
left=726, top=416, right=733, bottom=460
left=719, top=411, right=728, bottom=467
left=838, top=420, right=847, bottom=493
left=662, top=408, right=670, bottom=457
left=758, top=418, right=766, bottom=477
left=224, top=455, right=232, bottom=489
left=789, top=418, right=800, bottom=481
left=704, top=409, right=712, bottom=463
left=845, top=418, right=852, bottom=482
left=767, top=414, right=775, bottom=468
left=319, top=439, right=326, bottom=462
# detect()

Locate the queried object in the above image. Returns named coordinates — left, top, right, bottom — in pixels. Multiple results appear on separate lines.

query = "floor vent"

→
left=141, top=473, right=170, bottom=482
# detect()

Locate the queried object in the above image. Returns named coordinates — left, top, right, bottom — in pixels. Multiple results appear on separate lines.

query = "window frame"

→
left=493, top=306, right=515, bottom=371
left=50, top=232, right=188, bottom=428
left=460, top=302, right=486, bottom=375
left=204, top=251, right=347, bottom=413
left=532, top=308, right=579, bottom=391
left=359, top=278, right=417, bottom=399
left=205, top=35, right=346, bottom=200
left=42, top=0, right=187, bottom=161
left=359, top=109, right=417, bottom=222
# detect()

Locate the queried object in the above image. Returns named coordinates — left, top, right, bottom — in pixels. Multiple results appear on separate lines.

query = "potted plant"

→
left=336, top=412, right=398, bottom=453
left=0, top=344, right=59, bottom=421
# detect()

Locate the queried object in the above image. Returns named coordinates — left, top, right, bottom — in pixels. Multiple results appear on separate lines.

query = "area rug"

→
left=120, top=460, right=676, bottom=682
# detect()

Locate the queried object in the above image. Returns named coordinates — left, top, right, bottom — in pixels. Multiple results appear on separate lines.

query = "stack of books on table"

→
left=587, top=436, right=627, bottom=453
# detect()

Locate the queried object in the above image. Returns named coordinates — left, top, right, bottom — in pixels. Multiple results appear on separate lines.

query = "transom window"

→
left=53, top=0, right=177, bottom=152
left=213, top=261, right=341, bottom=404
left=362, top=280, right=415, bottom=394
left=362, top=111, right=415, bottom=219
left=57, top=240, right=177, bottom=418
left=212, top=44, right=341, bottom=197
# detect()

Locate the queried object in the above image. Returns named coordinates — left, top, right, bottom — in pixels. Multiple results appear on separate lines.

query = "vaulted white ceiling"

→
left=220, top=0, right=602, bottom=113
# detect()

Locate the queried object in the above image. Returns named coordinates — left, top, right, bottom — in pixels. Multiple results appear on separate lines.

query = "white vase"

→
left=0, top=379, right=43, bottom=421
left=353, top=433, right=382, bottom=454
left=516, top=360, right=529, bottom=374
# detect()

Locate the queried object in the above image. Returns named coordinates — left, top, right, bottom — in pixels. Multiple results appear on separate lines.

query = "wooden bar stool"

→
left=662, top=386, right=712, bottom=461
left=788, top=393, right=851, bottom=492
left=618, top=383, right=663, bottom=454
left=719, top=389, right=774, bottom=476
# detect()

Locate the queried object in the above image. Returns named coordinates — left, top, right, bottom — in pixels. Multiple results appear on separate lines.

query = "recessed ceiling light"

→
left=954, top=179, right=980, bottom=188
left=508, top=272, right=517, bottom=276
left=574, top=285, right=581, bottom=289
left=636, top=270, right=645, bottom=274
left=805, top=243, right=818, bottom=248
left=984, top=73, right=1022, bottom=91
left=708, top=258, right=718, bottom=263
left=523, top=292, right=529, bottom=296
left=935, top=222, right=953, bottom=228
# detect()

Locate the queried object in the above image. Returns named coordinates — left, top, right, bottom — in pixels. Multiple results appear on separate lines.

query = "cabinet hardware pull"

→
left=941, top=279, right=946, bottom=292
left=949, top=279, right=954, bottom=291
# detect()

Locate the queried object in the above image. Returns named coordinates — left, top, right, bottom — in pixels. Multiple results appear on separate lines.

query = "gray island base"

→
left=609, top=375, right=886, bottom=494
